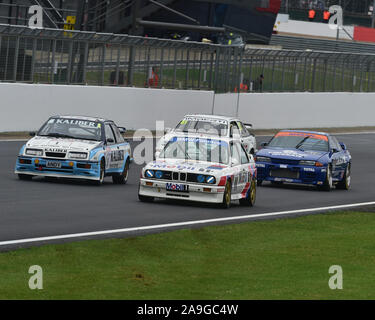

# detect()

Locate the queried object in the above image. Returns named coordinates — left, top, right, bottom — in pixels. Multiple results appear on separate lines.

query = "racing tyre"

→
left=95, top=159, right=105, bottom=186
left=319, top=165, right=333, bottom=191
left=336, top=164, right=351, bottom=190
left=112, top=160, right=129, bottom=185
left=18, top=174, right=33, bottom=181
left=239, top=179, right=256, bottom=207
left=220, top=180, right=232, bottom=209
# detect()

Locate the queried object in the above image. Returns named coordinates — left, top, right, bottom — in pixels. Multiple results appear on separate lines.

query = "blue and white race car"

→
left=255, top=130, right=351, bottom=191
left=15, top=115, right=132, bottom=185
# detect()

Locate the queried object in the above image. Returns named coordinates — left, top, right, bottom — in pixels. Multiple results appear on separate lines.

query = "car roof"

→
left=279, top=129, right=329, bottom=136
left=183, top=114, right=240, bottom=122
left=51, top=115, right=111, bottom=123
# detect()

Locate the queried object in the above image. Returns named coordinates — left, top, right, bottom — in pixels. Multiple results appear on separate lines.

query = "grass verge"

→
left=0, top=211, right=374, bottom=300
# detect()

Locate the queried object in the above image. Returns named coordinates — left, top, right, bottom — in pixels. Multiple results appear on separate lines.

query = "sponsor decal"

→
left=171, top=136, right=228, bottom=146
left=207, top=165, right=226, bottom=170
left=269, top=150, right=305, bottom=158
left=54, top=118, right=100, bottom=128
left=45, top=148, right=67, bottom=153
left=275, top=131, right=328, bottom=141
left=183, top=117, right=227, bottom=125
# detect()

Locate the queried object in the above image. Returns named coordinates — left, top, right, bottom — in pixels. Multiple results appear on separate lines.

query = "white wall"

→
left=1, top=83, right=374, bottom=132
left=213, top=92, right=375, bottom=129
left=0, top=83, right=214, bottom=132
left=275, top=19, right=354, bottom=40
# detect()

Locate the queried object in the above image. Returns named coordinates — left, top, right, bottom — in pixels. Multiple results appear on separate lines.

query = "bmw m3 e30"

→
left=255, top=130, right=351, bottom=191
left=139, top=135, right=257, bottom=208
left=15, top=115, right=132, bottom=185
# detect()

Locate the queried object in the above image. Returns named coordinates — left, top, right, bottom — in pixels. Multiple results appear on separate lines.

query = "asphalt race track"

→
left=0, top=133, right=374, bottom=250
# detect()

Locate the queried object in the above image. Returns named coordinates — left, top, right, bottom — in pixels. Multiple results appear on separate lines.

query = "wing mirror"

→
left=164, top=127, right=172, bottom=134
left=260, top=142, right=268, bottom=147
left=29, top=132, right=36, bottom=137
left=118, top=127, right=127, bottom=134
left=106, top=138, right=115, bottom=144
left=339, top=142, right=347, bottom=151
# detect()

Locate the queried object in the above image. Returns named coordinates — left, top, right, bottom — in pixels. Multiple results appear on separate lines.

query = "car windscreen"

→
left=268, top=132, right=329, bottom=152
left=159, top=137, right=229, bottom=164
left=175, top=118, right=228, bottom=136
left=38, top=118, right=102, bottom=141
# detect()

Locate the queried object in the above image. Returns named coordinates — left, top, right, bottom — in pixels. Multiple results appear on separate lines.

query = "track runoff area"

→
left=0, top=131, right=374, bottom=250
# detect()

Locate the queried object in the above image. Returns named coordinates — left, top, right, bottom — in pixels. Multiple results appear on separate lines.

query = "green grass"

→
left=1, top=211, right=374, bottom=300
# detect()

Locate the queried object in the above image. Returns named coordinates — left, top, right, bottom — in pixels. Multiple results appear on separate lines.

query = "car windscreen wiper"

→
left=295, top=137, right=310, bottom=150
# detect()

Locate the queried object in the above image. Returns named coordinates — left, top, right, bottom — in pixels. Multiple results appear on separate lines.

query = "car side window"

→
left=230, top=143, right=241, bottom=166
left=230, top=121, right=240, bottom=137
left=111, top=124, right=124, bottom=144
left=239, top=143, right=250, bottom=164
left=238, top=121, right=250, bottom=137
left=329, top=136, right=342, bottom=152
left=105, top=124, right=116, bottom=144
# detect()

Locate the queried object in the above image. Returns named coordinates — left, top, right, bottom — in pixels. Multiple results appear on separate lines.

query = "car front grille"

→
left=270, top=169, right=299, bottom=179
left=271, top=158, right=300, bottom=165
left=45, top=152, right=66, bottom=158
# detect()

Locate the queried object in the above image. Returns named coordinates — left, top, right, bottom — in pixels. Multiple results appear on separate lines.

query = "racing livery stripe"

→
left=241, top=182, right=251, bottom=197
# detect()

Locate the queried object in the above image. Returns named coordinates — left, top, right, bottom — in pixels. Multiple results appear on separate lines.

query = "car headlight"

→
left=299, top=160, right=315, bottom=166
left=25, top=148, right=43, bottom=156
left=255, top=156, right=271, bottom=163
left=145, top=169, right=154, bottom=178
left=206, top=176, right=216, bottom=184
left=68, top=152, right=88, bottom=159
left=300, top=160, right=324, bottom=167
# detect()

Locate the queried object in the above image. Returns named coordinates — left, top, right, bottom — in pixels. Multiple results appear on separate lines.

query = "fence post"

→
left=66, top=40, right=74, bottom=84
left=30, top=37, right=37, bottom=83
left=51, top=39, right=56, bottom=84
left=128, top=46, right=135, bottom=86
left=172, top=48, right=178, bottom=88
left=12, top=36, right=20, bottom=81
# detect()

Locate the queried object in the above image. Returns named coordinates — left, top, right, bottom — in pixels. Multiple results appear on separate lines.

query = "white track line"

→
left=1, top=201, right=374, bottom=247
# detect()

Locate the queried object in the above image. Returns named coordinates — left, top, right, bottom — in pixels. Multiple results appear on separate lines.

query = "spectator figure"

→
left=256, top=74, right=264, bottom=92
left=308, top=9, right=316, bottom=21
left=148, top=67, right=159, bottom=88
left=234, top=78, right=249, bottom=93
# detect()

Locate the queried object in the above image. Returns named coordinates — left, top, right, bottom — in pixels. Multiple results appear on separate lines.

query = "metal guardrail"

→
left=1, top=24, right=375, bottom=93
left=271, top=34, right=375, bottom=55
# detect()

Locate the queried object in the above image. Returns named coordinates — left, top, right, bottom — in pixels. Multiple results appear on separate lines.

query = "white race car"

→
left=15, top=115, right=132, bottom=185
left=155, top=114, right=256, bottom=158
left=139, top=135, right=257, bottom=208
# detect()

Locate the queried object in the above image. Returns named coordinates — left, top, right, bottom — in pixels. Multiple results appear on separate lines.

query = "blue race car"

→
left=15, top=115, right=132, bottom=185
left=255, top=130, right=351, bottom=191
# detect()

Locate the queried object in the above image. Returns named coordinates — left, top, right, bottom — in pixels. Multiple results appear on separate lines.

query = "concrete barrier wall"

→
left=275, top=19, right=354, bottom=40
left=1, top=83, right=374, bottom=132
left=213, top=92, right=375, bottom=129
left=0, top=83, right=214, bottom=132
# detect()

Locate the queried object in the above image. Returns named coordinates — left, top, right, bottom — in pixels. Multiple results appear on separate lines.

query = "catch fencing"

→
left=1, top=24, right=375, bottom=93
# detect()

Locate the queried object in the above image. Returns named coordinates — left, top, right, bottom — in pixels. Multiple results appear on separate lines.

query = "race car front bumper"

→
left=256, top=162, right=327, bottom=186
left=139, top=178, right=225, bottom=203
left=15, top=156, right=101, bottom=181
